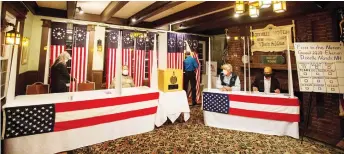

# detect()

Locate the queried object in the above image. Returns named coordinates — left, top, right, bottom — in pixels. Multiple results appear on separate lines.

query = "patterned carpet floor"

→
left=73, top=107, right=344, bottom=154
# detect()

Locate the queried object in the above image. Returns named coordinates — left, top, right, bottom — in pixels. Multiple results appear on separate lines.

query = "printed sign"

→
left=260, top=55, right=285, bottom=64
left=294, top=42, right=344, bottom=93
left=206, top=61, right=217, bottom=76
left=251, top=24, right=294, bottom=53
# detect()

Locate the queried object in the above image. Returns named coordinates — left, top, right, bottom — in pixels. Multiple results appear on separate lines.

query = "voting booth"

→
left=158, top=69, right=183, bottom=92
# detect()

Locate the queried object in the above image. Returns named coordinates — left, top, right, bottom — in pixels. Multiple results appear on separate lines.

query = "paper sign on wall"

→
left=294, top=42, right=344, bottom=93
left=251, top=24, right=294, bottom=53
left=206, top=61, right=217, bottom=76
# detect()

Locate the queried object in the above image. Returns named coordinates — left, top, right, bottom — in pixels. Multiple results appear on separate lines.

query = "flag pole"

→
left=207, top=37, right=211, bottom=91
left=247, top=35, right=251, bottom=92
left=243, top=36, right=246, bottom=92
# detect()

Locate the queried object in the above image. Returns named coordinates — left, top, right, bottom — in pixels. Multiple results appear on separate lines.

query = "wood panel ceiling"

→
left=22, top=1, right=340, bottom=35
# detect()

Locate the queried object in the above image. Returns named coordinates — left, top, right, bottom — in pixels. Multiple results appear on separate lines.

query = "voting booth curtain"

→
left=49, top=22, right=89, bottom=92
left=105, top=29, right=157, bottom=88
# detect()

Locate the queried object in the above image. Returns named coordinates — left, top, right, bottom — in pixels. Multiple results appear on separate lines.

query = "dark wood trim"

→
left=36, top=7, right=67, bottom=18
left=15, top=71, right=39, bottom=96
left=129, top=1, right=183, bottom=26
left=38, top=20, right=51, bottom=82
left=92, top=70, right=103, bottom=90
left=101, top=1, right=128, bottom=22
left=21, top=1, right=38, bottom=15
left=87, top=25, right=95, bottom=82
left=67, top=1, right=77, bottom=19
left=74, top=13, right=126, bottom=25
left=152, top=1, right=235, bottom=28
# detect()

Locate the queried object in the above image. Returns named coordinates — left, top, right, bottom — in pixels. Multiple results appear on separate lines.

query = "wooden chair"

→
left=26, top=82, right=49, bottom=95
left=77, top=82, right=95, bottom=91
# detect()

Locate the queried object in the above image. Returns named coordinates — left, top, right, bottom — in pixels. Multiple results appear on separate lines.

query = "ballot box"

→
left=158, top=69, right=183, bottom=92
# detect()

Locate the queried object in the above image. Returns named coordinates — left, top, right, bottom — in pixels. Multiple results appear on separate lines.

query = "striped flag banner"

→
left=122, top=49, right=133, bottom=77
left=133, top=49, right=145, bottom=86
left=70, top=47, right=87, bottom=92
left=2, top=92, right=160, bottom=139
left=106, top=48, right=116, bottom=88
left=203, top=92, right=300, bottom=122
left=187, top=52, right=201, bottom=103
left=50, top=45, right=65, bottom=66
left=167, top=52, right=184, bottom=69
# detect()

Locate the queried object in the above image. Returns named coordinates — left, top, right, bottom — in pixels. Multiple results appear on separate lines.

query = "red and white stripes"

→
left=50, top=45, right=65, bottom=66
left=70, top=47, right=87, bottom=92
left=122, top=49, right=132, bottom=77
left=167, top=52, right=184, bottom=69
left=106, top=48, right=117, bottom=89
left=133, top=50, right=145, bottom=86
left=188, top=52, right=201, bottom=103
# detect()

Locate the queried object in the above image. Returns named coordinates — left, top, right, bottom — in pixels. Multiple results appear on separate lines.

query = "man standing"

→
left=183, top=51, right=199, bottom=106
left=216, top=64, right=241, bottom=91
left=252, top=66, right=281, bottom=93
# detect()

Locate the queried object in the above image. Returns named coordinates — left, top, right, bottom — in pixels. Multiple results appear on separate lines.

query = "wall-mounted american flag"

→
left=167, top=33, right=184, bottom=70
left=2, top=92, right=159, bottom=139
left=133, top=33, right=146, bottom=86
left=105, top=28, right=119, bottom=88
left=203, top=92, right=300, bottom=122
left=70, top=24, right=88, bottom=92
left=50, top=22, right=67, bottom=66
left=122, top=30, right=134, bottom=77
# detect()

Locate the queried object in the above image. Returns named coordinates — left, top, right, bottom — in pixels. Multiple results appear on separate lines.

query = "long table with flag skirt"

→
left=203, top=89, right=300, bottom=139
left=2, top=87, right=159, bottom=154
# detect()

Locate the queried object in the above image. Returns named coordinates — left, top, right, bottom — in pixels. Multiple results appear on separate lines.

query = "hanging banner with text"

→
left=251, top=24, right=294, bottom=53
left=294, top=42, right=344, bottom=93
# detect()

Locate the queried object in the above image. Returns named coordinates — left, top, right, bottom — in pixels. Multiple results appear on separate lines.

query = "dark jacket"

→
left=220, top=73, right=238, bottom=87
left=51, top=62, right=71, bottom=93
left=252, top=75, right=280, bottom=93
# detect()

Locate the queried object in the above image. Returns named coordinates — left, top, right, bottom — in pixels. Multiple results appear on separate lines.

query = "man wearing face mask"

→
left=216, top=64, right=241, bottom=91
left=110, top=65, right=135, bottom=88
left=252, top=66, right=281, bottom=93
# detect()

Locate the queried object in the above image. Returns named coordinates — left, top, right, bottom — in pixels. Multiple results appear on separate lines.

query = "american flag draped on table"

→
left=50, top=22, right=67, bottom=66
left=185, top=34, right=201, bottom=103
left=122, top=30, right=134, bottom=77
left=2, top=92, right=159, bottom=139
left=70, top=24, right=88, bottom=92
left=167, top=32, right=184, bottom=70
left=203, top=92, right=300, bottom=122
left=105, top=28, right=119, bottom=88
left=133, top=33, right=146, bottom=86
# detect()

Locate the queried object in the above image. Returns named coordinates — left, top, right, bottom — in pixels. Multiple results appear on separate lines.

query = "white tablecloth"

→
left=203, top=89, right=299, bottom=139
left=155, top=90, right=190, bottom=127
left=4, top=87, right=159, bottom=154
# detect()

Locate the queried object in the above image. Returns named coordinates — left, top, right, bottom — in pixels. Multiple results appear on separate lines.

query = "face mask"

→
left=123, top=70, right=129, bottom=76
left=223, top=70, right=228, bottom=75
left=264, top=74, right=271, bottom=78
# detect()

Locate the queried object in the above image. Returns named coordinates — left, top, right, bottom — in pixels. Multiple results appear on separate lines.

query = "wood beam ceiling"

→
left=74, top=13, right=126, bottom=25
left=67, top=1, right=77, bottom=19
left=151, top=1, right=235, bottom=28
left=129, top=1, right=183, bottom=26
left=100, top=1, right=128, bottom=22
left=21, top=1, right=38, bottom=15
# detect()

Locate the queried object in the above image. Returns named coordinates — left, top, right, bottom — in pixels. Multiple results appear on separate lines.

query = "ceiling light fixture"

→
left=249, top=5, right=259, bottom=18
left=260, top=0, right=272, bottom=8
left=235, top=0, right=245, bottom=14
left=234, top=13, right=240, bottom=18
left=131, top=18, right=137, bottom=23
left=77, top=7, right=83, bottom=14
left=273, top=1, right=287, bottom=13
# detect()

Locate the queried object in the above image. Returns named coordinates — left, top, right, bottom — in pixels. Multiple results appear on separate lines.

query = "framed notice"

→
left=250, top=23, right=295, bottom=53
left=206, top=61, right=217, bottom=76
left=294, top=42, right=344, bottom=93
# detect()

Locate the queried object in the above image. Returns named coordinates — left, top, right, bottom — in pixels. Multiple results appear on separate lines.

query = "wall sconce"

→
left=260, top=0, right=272, bottom=8
left=235, top=0, right=245, bottom=14
left=97, top=39, right=102, bottom=52
left=5, top=29, right=20, bottom=45
left=249, top=5, right=259, bottom=18
left=22, top=37, right=29, bottom=47
left=234, top=36, right=239, bottom=40
left=273, top=1, right=287, bottom=13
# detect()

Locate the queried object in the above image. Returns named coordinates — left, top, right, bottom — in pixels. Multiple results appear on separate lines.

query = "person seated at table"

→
left=216, top=64, right=241, bottom=91
left=252, top=66, right=281, bottom=93
left=51, top=51, right=75, bottom=93
left=110, top=65, right=135, bottom=88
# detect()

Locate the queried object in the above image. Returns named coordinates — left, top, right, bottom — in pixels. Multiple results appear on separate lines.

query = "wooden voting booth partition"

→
left=294, top=42, right=344, bottom=142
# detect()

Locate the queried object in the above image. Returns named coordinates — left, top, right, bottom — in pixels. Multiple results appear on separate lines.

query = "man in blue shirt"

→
left=183, top=51, right=199, bottom=106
